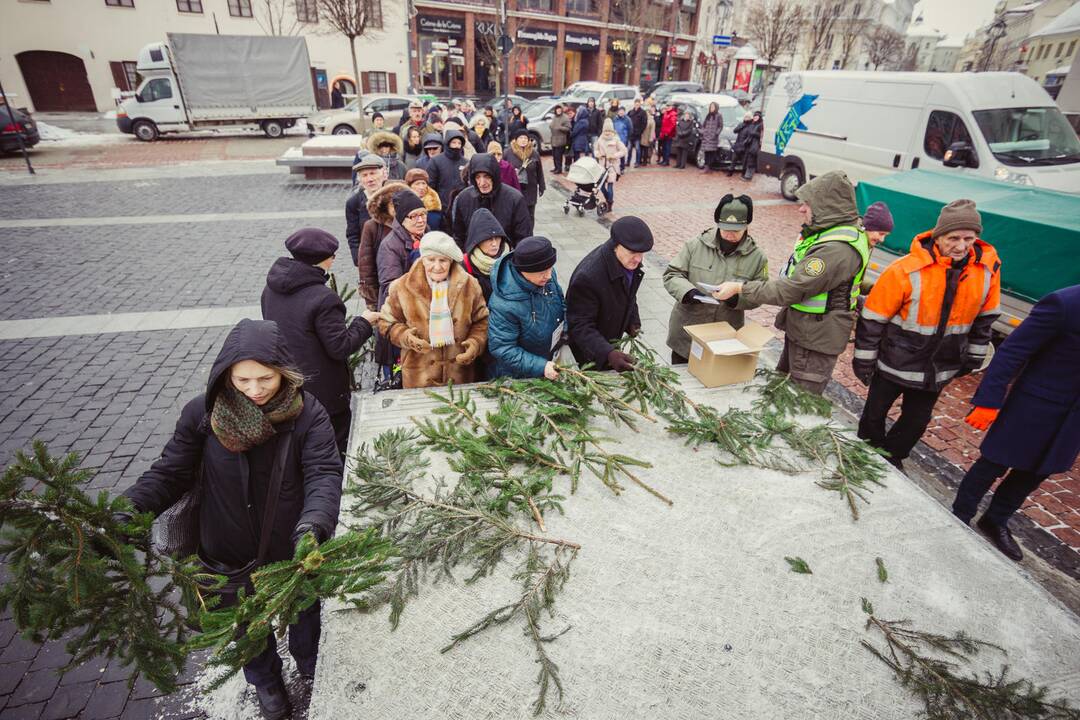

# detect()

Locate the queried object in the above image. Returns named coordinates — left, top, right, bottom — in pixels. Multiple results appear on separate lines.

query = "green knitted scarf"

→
left=210, top=381, right=303, bottom=453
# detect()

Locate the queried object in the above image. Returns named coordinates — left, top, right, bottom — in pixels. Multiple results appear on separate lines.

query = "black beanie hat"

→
left=392, top=189, right=425, bottom=225
left=609, top=216, right=654, bottom=252
left=285, top=227, right=339, bottom=264
left=512, top=236, right=558, bottom=273
left=511, top=126, right=531, bottom=143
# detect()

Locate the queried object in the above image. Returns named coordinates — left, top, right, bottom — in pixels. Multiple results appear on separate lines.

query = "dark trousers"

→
left=572, top=149, right=584, bottom=162
left=640, top=145, right=652, bottom=164
left=600, top=182, right=614, bottom=207
left=704, top=149, right=719, bottom=170
left=526, top=203, right=536, bottom=223
left=671, top=350, right=688, bottom=365
left=952, top=458, right=1048, bottom=526
left=776, top=337, right=838, bottom=396
left=660, top=138, right=672, bottom=163
left=243, top=600, right=321, bottom=687
left=552, top=145, right=566, bottom=173
left=329, top=409, right=351, bottom=460
left=675, top=146, right=689, bottom=168
left=856, top=374, right=941, bottom=462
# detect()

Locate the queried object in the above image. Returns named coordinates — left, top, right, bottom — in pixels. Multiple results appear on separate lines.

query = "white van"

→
left=760, top=71, right=1080, bottom=198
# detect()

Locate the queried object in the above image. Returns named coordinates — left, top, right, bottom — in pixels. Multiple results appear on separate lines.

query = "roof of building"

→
left=1047, top=64, right=1072, bottom=75
left=1028, top=1, right=1080, bottom=38
left=937, top=34, right=966, bottom=48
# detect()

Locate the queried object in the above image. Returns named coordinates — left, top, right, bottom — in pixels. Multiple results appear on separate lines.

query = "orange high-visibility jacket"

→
left=853, top=232, right=1001, bottom=390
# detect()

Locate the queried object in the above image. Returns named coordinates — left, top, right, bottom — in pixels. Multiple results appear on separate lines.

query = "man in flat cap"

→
left=566, top=216, right=654, bottom=372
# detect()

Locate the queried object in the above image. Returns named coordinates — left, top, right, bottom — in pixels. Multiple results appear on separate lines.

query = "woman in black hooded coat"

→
left=123, top=319, right=343, bottom=719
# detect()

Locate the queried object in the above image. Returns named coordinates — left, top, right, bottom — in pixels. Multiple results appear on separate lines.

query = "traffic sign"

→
left=431, top=50, right=448, bottom=56
left=497, top=34, right=514, bottom=54
left=450, top=57, right=465, bottom=66
left=432, top=41, right=449, bottom=50
left=449, top=47, right=464, bottom=55
left=712, top=35, right=732, bottom=46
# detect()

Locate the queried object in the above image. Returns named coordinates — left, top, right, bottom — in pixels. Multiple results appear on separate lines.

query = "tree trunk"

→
left=349, top=36, right=363, bottom=120
left=759, top=65, right=771, bottom=120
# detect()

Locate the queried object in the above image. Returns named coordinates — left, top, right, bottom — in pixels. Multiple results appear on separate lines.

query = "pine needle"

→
left=785, top=556, right=813, bottom=574
left=876, top=557, right=888, bottom=583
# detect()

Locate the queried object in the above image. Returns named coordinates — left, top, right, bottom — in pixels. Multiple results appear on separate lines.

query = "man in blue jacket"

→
left=952, top=283, right=1080, bottom=561
left=487, top=236, right=566, bottom=380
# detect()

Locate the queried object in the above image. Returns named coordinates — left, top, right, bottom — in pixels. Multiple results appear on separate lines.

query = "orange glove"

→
left=965, top=406, right=999, bottom=431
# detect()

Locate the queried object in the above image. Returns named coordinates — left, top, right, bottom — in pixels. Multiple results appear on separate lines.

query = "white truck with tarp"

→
left=116, top=33, right=316, bottom=142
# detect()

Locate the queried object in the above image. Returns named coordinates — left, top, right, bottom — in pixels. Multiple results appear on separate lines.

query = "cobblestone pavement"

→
left=554, top=164, right=1080, bottom=559
left=1, top=153, right=1076, bottom=719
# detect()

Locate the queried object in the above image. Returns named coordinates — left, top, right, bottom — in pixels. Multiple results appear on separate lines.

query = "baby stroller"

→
left=563, top=157, right=610, bottom=217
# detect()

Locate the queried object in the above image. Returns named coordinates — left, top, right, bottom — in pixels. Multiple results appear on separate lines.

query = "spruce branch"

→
left=558, top=366, right=657, bottom=426
left=441, top=544, right=576, bottom=716
left=860, top=602, right=1080, bottom=719
left=749, top=368, right=832, bottom=418
left=614, top=336, right=699, bottom=416
left=785, top=556, right=813, bottom=574
left=665, top=404, right=795, bottom=471
left=330, top=271, right=374, bottom=391
left=876, top=557, right=889, bottom=583
left=781, top=423, right=888, bottom=521
left=188, top=529, right=395, bottom=690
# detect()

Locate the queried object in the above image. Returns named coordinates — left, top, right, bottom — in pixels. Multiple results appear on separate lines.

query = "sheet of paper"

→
left=706, top=338, right=751, bottom=355
left=697, top=296, right=721, bottom=305
left=550, top=321, right=565, bottom=352
left=690, top=341, right=704, bottom=360
left=696, top=282, right=721, bottom=293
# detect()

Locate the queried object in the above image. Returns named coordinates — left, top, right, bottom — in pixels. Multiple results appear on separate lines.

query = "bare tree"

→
left=475, top=17, right=531, bottom=96
left=609, top=0, right=668, bottom=86
left=835, top=0, right=871, bottom=69
left=746, top=0, right=804, bottom=117
left=863, top=25, right=904, bottom=70
left=316, top=0, right=384, bottom=113
left=801, top=0, right=841, bottom=71
left=900, top=42, right=920, bottom=71
left=255, top=0, right=300, bottom=35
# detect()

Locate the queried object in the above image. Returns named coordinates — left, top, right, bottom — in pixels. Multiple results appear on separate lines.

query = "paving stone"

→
left=0, top=700, right=46, bottom=719
left=7, top=669, right=60, bottom=708
left=79, top=681, right=129, bottom=720
left=0, top=636, right=41, bottom=664
left=0, top=662, right=31, bottom=695
left=56, top=659, right=108, bottom=687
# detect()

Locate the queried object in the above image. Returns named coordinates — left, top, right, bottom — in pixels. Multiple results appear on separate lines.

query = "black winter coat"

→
left=733, top=120, right=763, bottom=155
left=427, top=129, right=469, bottom=211
left=587, top=107, right=604, bottom=137
left=566, top=239, right=643, bottom=370
left=124, top=319, right=343, bottom=570
left=506, top=146, right=546, bottom=207
left=462, top=208, right=509, bottom=301
left=628, top=107, right=648, bottom=141
left=260, top=257, right=373, bottom=416
left=345, top=188, right=372, bottom=265
left=451, top=153, right=533, bottom=250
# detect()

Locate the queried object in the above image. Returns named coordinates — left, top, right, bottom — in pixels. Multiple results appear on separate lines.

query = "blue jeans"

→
left=629, top=140, right=641, bottom=166
left=601, top=182, right=614, bottom=207
left=661, top=138, right=672, bottom=163
left=243, top=600, right=321, bottom=686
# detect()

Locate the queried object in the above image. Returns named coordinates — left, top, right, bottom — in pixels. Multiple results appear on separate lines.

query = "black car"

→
left=646, top=81, right=705, bottom=106
left=1, top=105, right=40, bottom=153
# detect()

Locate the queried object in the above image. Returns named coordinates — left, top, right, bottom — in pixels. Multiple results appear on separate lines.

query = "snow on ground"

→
left=35, top=122, right=127, bottom=146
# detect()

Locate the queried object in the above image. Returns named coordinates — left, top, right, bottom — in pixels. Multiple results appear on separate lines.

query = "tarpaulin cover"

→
left=167, top=33, right=315, bottom=118
left=856, top=169, right=1080, bottom=303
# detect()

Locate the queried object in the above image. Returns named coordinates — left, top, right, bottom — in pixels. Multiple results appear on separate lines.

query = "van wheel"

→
left=332, top=125, right=356, bottom=135
left=262, top=120, right=285, bottom=138
left=696, top=147, right=706, bottom=168
left=780, top=166, right=804, bottom=201
left=132, top=120, right=158, bottom=142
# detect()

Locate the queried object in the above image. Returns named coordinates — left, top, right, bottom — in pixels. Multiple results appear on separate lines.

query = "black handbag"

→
left=199, top=432, right=294, bottom=602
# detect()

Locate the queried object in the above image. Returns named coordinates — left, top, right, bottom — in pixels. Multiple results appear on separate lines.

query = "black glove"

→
left=852, top=360, right=874, bottom=386
left=956, top=354, right=982, bottom=378
left=722, top=294, right=739, bottom=308
left=292, top=523, right=328, bottom=548
left=682, top=290, right=707, bottom=304
left=626, top=324, right=640, bottom=338
left=606, top=350, right=637, bottom=373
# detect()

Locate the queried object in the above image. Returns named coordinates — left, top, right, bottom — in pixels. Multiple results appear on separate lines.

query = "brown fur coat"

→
left=378, top=261, right=490, bottom=389
left=358, top=181, right=408, bottom=306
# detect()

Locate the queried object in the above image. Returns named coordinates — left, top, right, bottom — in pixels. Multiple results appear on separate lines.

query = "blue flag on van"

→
left=774, top=94, right=818, bottom=156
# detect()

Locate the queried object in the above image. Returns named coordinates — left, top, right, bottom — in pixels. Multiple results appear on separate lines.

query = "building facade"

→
left=0, top=0, right=409, bottom=113
left=1024, top=0, right=1080, bottom=84
left=408, top=0, right=702, bottom=98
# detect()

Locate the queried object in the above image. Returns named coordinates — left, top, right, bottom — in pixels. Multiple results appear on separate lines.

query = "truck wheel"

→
left=332, top=125, right=356, bottom=135
left=132, top=120, right=158, bottom=142
left=696, top=147, right=706, bottom=169
left=780, top=166, right=804, bottom=201
left=262, top=120, right=285, bottom=138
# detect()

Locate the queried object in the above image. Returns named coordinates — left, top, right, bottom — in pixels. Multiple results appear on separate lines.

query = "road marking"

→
left=0, top=209, right=340, bottom=229
left=0, top=305, right=261, bottom=340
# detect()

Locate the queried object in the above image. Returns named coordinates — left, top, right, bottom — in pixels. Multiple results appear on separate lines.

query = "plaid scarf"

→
left=427, top=279, right=455, bottom=348
left=210, top=382, right=303, bottom=453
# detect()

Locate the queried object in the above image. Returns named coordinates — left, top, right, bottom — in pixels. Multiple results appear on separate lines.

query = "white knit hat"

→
left=419, top=231, right=463, bottom=262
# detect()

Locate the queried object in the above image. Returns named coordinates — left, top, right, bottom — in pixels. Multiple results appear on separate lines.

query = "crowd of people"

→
left=117, top=108, right=1079, bottom=719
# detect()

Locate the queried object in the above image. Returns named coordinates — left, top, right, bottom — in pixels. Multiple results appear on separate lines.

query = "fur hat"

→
left=419, top=231, right=463, bottom=262
left=404, top=168, right=429, bottom=187
left=366, top=130, right=403, bottom=155
left=366, top=181, right=409, bottom=224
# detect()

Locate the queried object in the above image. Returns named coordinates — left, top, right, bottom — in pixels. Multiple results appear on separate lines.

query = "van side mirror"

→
left=943, top=141, right=978, bottom=168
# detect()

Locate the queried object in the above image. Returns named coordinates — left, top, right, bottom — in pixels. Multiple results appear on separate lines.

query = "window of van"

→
left=973, top=107, right=1080, bottom=166
left=924, top=110, right=974, bottom=163
left=138, top=78, right=173, bottom=103
left=615, top=89, right=636, bottom=100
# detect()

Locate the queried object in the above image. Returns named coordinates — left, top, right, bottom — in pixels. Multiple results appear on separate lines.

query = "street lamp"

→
left=980, top=16, right=1007, bottom=72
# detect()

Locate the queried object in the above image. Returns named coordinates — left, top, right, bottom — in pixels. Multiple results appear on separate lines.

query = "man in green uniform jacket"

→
left=712, top=170, right=869, bottom=394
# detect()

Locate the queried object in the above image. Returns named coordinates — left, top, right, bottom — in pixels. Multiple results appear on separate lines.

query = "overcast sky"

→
left=912, top=0, right=1001, bottom=40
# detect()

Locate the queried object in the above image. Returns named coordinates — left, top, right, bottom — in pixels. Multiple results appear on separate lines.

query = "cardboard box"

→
left=683, top=321, right=773, bottom=387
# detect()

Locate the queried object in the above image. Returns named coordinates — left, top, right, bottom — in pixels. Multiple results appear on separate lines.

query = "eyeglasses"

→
left=405, top=211, right=428, bottom=222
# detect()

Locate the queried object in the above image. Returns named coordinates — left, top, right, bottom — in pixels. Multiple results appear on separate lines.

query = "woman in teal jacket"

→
left=488, top=236, right=566, bottom=380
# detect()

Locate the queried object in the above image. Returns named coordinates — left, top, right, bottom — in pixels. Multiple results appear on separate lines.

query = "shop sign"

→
left=475, top=20, right=499, bottom=36
left=670, top=41, right=692, bottom=59
left=516, top=27, right=558, bottom=46
left=564, top=32, right=601, bottom=51
left=418, top=15, right=465, bottom=37
left=609, top=38, right=632, bottom=53
left=646, top=42, right=665, bottom=57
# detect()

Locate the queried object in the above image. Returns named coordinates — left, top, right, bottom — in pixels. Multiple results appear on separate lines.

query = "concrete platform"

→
left=276, top=135, right=366, bottom=180
left=290, top=368, right=1080, bottom=719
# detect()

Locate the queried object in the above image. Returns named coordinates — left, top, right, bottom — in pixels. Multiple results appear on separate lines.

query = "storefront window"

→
left=515, top=46, right=554, bottom=90
left=519, top=0, right=553, bottom=10
left=420, top=35, right=449, bottom=89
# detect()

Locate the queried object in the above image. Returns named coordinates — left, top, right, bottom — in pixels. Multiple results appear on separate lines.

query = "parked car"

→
left=307, top=94, right=419, bottom=136
left=481, top=95, right=531, bottom=112
left=646, top=81, right=705, bottom=105
left=0, top=104, right=40, bottom=153
left=561, top=82, right=641, bottom=109
left=666, top=92, right=743, bottom=169
left=521, top=98, right=567, bottom=152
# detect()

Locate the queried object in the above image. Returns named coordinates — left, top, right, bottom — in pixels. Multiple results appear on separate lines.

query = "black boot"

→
left=255, top=678, right=293, bottom=720
left=976, top=515, right=1023, bottom=561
